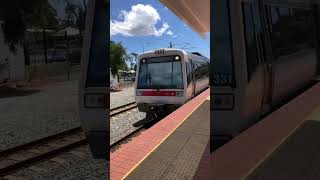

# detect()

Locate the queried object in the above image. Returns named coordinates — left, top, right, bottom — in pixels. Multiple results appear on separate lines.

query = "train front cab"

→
left=135, top=49, right=189, bottom=116
left=79, top=0, right=109, bottom=159
left=211, top=0, right=320, bottom=144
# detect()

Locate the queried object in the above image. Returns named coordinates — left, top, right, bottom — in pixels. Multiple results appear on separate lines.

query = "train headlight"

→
left=175, top=56, right=180, bottom=60
left=212, top=94, right=234, bottom=110
left=136, top=91, right=143, bottom=96
left=176, top=91, right=184, bottom=97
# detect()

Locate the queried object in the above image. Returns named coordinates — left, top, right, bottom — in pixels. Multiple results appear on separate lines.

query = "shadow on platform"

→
left=247, top=120, right=320, bottom=180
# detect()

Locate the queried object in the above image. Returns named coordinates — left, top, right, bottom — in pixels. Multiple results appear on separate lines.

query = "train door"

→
left=78, top=0, right=109, bottom=159
left=211, top=0, right=239, bottom=138
left=185, top=60, right=194, bottom=99
left=190, top=60, right=196, bottom=97
left=242, top=0, right=275, bottom=116
left=240, top=0, right=269, bottom=129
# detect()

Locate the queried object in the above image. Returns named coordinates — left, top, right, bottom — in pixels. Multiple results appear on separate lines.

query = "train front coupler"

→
left=137, top=103, right=167, bottom=123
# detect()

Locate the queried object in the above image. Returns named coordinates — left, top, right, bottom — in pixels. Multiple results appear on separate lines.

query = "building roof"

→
left=26, top=28, right=54, bottom=33
left=55, top=27, right=80, bottom=36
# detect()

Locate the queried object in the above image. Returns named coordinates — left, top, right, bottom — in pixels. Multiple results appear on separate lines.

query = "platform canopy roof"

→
left=159, top=0, right=210, bottom=37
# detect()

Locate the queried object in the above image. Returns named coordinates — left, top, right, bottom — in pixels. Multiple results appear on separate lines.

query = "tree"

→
left=125, top=54, right=134, bottom=70
left=110, top=41, right=128, bottom=75
left=0, top=0, right=58, bottom=53
left=64, top=0, right=86, bottom=41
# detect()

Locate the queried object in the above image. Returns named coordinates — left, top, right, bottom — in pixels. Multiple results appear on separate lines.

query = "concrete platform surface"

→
left=247, top=104, right=320, bottom=180
left=110, top=89, right=209, bottom=180
left=247, top=120, right=320, bottom=180
left=126, top=100, right=209, bottom=179
left=211, top=83, right=320, bottom=180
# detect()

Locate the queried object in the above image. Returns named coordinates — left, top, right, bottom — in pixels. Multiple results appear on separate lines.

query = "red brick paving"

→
left=211, top=83, right=320, bottom=180
left=110, top=89, right=210, bottom=180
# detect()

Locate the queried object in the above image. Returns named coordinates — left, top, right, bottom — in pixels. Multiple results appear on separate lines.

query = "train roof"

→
left=139, top=48, right=209, bottom=62
left=263, top=0, right=320, bottom=7
left=188, top=53, right=210, bottom=63
left=142, top=48, right=187, bottom=54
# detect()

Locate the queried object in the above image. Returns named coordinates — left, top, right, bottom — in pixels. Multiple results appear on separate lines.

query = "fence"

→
left=25, top=62, right=80, bottom=82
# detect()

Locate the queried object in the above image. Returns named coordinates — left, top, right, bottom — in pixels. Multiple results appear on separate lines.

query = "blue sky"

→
left=110, top=0, right=210, bottom=59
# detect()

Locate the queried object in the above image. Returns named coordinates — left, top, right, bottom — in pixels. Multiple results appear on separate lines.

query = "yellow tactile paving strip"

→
left=305, top=104, right=320, bottom=121
left=126, top=101, right=210, bottom=179
left=211, top=83, right=320, bottom=180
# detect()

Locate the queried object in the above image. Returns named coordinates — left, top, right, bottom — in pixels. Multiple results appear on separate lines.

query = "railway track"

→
left=0, top=102, right=138, bottom=177
left=110, top=102, right=137, bottom=116
left=110, top=127, right=144, bottom=152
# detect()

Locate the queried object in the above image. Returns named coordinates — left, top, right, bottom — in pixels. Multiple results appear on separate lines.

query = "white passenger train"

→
left=78, top=0, right=108, bottom=159
left=211, top=0, right=320, bottom=145
left=135, top=48, right=209, bottom=118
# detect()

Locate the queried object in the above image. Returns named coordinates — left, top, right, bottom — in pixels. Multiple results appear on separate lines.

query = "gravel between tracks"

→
left=0, top=80, right=138, bottom=179
left=110, top=85, right=145, bottom=145
left=0, top=82, right=137, bottom=151
left=9, top=146, right=108, bottom=180
left=110, top=86, right=135, bottom=109
left=0, top=80, right=80, bottom=151
left=110, top=108, right=145, bottom=145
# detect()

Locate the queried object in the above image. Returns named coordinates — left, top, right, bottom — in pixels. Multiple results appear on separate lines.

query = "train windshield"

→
left=212, top=0, right=234, bottom=87
left=137, top=56, right=183, bottom=89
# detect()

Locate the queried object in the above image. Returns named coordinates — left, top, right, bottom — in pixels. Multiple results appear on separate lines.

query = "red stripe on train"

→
left=142, top=91, right=177, bottom=96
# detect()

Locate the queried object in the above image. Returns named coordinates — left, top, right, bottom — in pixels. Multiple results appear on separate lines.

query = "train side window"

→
left=204, top=63, right=209, bottom=77
left=203, top=63, right=208, bottom=78
left=194, top=62, right=208, bottom=80
left=194, top=63, right=201, bottom=80
left=194, top=63, right=199, bottom=80
left=189, top=62, right=193, bottom=82
left=242, top=3, right=260, bottom=81
left=266, top=6, right=314, bottom=59
left=186, top=62, right=192, bottom=85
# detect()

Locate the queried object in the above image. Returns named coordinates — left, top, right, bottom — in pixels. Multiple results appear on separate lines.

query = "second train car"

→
left=211, top=0, right=320, bottom=144
left=135, top=48, right=209, bottom=118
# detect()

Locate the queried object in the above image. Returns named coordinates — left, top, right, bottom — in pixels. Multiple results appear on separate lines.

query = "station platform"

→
left=110, top=89, right=210, bottom=180
left=211, top=82, right=320, bottom=180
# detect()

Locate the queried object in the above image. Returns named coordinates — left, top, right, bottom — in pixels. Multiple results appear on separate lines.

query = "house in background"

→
left=0, top=21, right=25, bottom=83
left=25, top=26, right=82, bottom=65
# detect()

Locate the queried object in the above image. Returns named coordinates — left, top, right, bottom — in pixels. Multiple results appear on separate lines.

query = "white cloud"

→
left=111, top=4, right=170, bottom=37
left=167, top=30, right=173, bottom=36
